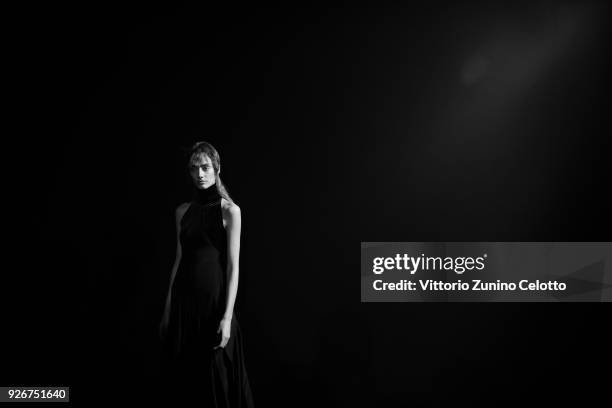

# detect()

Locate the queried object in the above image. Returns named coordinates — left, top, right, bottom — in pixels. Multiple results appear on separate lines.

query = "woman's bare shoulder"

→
left=221, top=198, right=240, bottom=217
left=175, top=202, right=191, bottom=220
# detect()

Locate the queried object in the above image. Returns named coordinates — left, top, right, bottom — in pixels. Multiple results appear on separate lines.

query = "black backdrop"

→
left=7, top=1, right=612, bottom=406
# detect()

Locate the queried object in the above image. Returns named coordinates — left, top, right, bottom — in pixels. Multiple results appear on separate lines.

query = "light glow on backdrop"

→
left=378, top=2, right=608, bottom=235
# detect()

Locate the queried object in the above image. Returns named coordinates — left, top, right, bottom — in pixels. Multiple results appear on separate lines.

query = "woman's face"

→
left=189, top=154, right=217, bottom=189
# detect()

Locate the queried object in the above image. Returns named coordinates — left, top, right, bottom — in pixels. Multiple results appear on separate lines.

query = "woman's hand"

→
left=213, top=317, right=232, bottom=349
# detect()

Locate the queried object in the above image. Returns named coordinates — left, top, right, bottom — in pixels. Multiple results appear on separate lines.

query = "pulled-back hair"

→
left=183, top=141, right=234, bottom=203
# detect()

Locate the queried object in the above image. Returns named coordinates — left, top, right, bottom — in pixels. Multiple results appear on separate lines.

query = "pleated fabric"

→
left=161, top=185, right=254, bottom=407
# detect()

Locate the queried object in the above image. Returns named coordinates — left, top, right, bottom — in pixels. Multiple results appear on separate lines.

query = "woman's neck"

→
left=192, top=182, right=221, bottom=205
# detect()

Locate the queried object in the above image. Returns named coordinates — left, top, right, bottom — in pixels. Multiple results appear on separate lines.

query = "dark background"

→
left=6, top=1, right=611, bottom=406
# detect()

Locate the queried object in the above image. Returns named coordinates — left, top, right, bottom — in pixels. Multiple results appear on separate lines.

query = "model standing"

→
left=159, top=141, right=255, bottom=406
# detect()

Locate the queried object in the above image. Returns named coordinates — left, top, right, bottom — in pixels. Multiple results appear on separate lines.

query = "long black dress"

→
left=162, top=184, right=255, bottom=407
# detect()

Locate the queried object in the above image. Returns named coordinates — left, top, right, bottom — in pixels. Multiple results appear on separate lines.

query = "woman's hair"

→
left=184, top=141, right=234, bottom=203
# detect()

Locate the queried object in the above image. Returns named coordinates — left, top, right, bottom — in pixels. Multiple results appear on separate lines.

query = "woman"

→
left=159, top=141, right=255, bottom=406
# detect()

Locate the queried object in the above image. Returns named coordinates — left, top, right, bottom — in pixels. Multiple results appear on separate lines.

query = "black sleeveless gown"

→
left=162, top=185, right=255, bottom=407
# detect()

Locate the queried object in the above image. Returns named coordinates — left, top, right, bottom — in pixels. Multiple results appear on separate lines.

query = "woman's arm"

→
left=159, top=204, right=186, bottom=339
left=222, top=202, right=241, bottom=320
left=165, top=204, right=185, bottom=305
